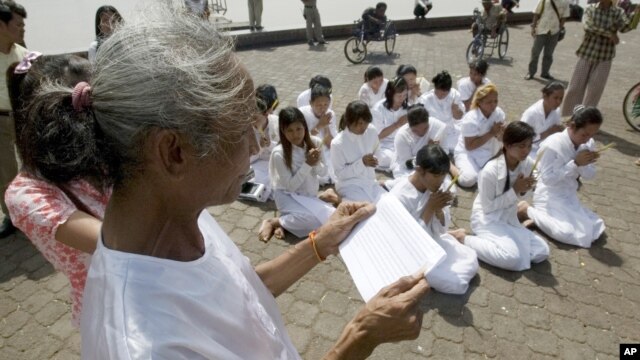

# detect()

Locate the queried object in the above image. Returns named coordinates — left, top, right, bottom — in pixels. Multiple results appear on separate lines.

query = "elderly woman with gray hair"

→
left=25, top=4, right=429, bottom=359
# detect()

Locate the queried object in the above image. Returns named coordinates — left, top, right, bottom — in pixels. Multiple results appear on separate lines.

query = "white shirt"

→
left=331, top=125, right=379, bottom=191
left=299, top=105, right=337, bottom=146
left=87, top=41, right=98, bottom=64
left=455, top=107, right=506, bottom=168
left=296, top=89, right=334, bottom=109
left=251, top=114, right=280, bottom=164
left=371, top=99, right=408, bottom=150
left=269, top=136, right=327, bottom=197
left=392, top=118, right=446, bottom=175
left=456, top=77, right=491, bottom=103
left=390, top=177, right=449, bottom=240
left=358, top=78, right=389, bottom=108
left=81, top=211, right=300, bottom=360
left=520, top=99, right=562, bottom=154
left=419, top=89, right=466, bottom=151
left=534, top=0, right=569, bottom=35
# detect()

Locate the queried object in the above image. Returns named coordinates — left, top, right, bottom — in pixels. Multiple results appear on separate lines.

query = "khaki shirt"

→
left=534, top=0, right=569, bottom=35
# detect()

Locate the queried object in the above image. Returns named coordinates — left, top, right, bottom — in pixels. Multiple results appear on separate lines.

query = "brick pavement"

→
left=1, top=21, right=639, bottom=359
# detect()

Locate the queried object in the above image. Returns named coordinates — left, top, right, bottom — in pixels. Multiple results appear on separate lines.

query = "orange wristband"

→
left=309, top=230, right=326, bottom=262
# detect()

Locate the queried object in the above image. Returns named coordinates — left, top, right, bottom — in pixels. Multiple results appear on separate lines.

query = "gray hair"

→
left=36, top=2, right=253, bottom=186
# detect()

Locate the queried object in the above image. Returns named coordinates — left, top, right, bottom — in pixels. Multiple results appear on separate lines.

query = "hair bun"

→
left=572, top=104, right=585, bottom=115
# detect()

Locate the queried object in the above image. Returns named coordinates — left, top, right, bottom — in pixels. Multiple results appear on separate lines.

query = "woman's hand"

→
left=362, top=154, right=379, bottom=167
left=306, top=148, right=321, bottom=166
left=513, top=173, right=536, bottom=194
left=575, top=150, right=599, bottom=166
left=314, top=202, right=376, bottom=258
left=396, top=114, right=408, bottom=128
left=318, top=112, right=332, bottom=128
left=425, top=190, right=452, bottom=213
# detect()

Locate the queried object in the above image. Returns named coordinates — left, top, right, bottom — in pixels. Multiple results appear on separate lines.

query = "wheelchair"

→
left=466, top=8, right=509, bottom=63
left=344, top=20, right=397, bottom=64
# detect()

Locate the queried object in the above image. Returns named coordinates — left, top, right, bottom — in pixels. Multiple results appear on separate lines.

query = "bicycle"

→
left=344, top=20, right=397, bottom=64
left=465, top=8, right=509, bottom=63
left=623, top=81, right=640, bottom=132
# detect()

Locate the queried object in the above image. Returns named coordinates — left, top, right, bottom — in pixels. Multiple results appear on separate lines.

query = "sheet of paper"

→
left=339, top=194, right=447, bottom=302
left=290, top=193, right=335, bottom=224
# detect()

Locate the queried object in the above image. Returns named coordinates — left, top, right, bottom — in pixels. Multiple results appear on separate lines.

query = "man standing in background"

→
left=0, top=0, right=27, bottom=238
left=301, top=0, right=327, bottom=46
left=248, top=0, right=263, bottom=31
left=525, top=0, right=568, bottom=81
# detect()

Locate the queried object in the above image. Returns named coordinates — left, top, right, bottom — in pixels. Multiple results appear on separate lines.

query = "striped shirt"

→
left=576, top=3, right=634, bottom=62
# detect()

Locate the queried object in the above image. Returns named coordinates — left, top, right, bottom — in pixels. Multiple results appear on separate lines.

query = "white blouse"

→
left=520, top=99, right=562, bottom=148
left=299, top=105, right=338, bottom=144
left=331, top=125, right=379, bottom=190
left=392, top=118, right=447, bottom=174
left=455, top=107, right=506, bottom=168
left=456, top=76, right=491, bottom=103
left=358, top=78, right=389, bottom=108
left=296, top=89, right=334, bottom=109
left=251, top=114, right=280, bottom=164
left=372, top=99, right=408, bottom=150
left=269, top=136, right=327, bottom=197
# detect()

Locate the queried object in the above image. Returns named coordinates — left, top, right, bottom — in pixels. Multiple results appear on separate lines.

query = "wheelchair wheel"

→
left=623, top=81, right=640, bottom=132
left=498, top=27, right=509, bottom=59
left=384, top=22, right=396, bottom=55
left=344, top=36, right=367, bottom=64
left=466, top=40, right=484, bottom=64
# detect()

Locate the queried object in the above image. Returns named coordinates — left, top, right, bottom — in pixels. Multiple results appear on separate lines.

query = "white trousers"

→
left=454, top=151, right=481, bottom=188
left=427, top=233, right=479, bottom=295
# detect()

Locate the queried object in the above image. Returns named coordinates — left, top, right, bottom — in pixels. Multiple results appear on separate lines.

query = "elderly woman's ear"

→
left=144, top=128, right=194, bottom=180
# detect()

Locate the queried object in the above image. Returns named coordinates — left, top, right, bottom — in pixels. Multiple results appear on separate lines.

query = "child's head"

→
left=95, top=5, right=123, bottom=39
left=396, top=64, right=418, bottom=91
left=309, top=75, right=332, bottom=92
left=364, top=65, right=384, bottom=92
left=255, top=84, right=278, bottom=116
left=503, top=122, right=535, bottom=163
left=408, top=105, right=430, bottom=137
left=278, top=107, right=315, bottom=169
left=7, top=53, right=102, bottom=185
left=431, top=70, right=453, bottom=99
left=471, top=83, right=498, bottom=115
left=469, top=59, right=489, bottom=86
left=340, top=100, right=372, bottom=134
left=568, top=105, right=602, bottom=146
left=310, top=84, right=331, bottom=117
left=541, top=81, right=564, bottom=111
left=412, top=144, right=450, bottom=192
left=384, top=76, right=408, bottom=110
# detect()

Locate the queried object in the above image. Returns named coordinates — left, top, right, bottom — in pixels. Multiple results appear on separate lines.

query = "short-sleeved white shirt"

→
left=456, top=77, right=491, bottom=103
left=455, top=107, right=506, bottom=168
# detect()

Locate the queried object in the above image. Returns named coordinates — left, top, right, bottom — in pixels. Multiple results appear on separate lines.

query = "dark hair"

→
left=396, top=64, right=417, bottom=77
left=376, top=2, right=387, bottom=10
left=384, top=76, right=408, bottom=110
left=339, top=100, right=372, bottom=131
left=570, top=106, right=603, bottom=130
left=408, top=144, right=449, bottom=174
left=541, top=81, right=565, bottom=96
left=310, top=84, right=331, bottom=103
left=408, top=105, right=428, bottom=127
left=431, top=71, right=453, bottom=92
left=278, top=107, right=316, bottom=170
left=0, top=0, right=27, bottom=24
left=309, top=75, right=332, bottom=91
left=364, top=66, right=383, bottom=82
left=94, top=6, right=123, bottom=38
left=6, top=54, right=109, bottom=187
left=255, top=84, right=278, bottom=113
left=503, top=121, right=535, bottom=147
left=469, top=59, right=489, bottom=76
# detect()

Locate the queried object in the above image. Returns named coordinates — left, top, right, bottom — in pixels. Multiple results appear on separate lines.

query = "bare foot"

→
left=274, top=226, right=285, bottom=240
left=517, top=201, right=530, bottom=222
left=318, top=188, right=341, bottom=207
left=258, top=218, right=280, bottom=243
left=522, top=219, right=536, bottom=229
left=448, top=228, right=467, bottom=244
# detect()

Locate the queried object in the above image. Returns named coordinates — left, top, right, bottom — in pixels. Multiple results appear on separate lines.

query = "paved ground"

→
left=1, top=21, right=640, bottom=359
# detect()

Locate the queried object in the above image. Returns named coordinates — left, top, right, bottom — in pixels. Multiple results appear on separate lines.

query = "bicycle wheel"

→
left=465, top=40, right=484, bottom=63
left=344, top=36, right=367, bottom=64
left=498, top=27, right=509, bottom=59
left=623, top=81, right=640, bottom=132
left=384, top=22, right=396, bottom=55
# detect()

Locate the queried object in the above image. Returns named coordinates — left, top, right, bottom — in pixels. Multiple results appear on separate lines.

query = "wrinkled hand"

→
left=362, top=153, right=379, bottom=167
left=306, top=148, right=321, bottom=166
left=513, top=173, right=536, bottom=194
left=314, top=202, right=376, bottom=257
left=575, top=150, right=599, bottom=166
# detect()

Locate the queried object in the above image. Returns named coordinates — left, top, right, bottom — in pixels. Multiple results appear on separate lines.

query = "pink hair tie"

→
left=72, top=82, right=92, bottom=112
left=14, top=51, right=43, bottom=74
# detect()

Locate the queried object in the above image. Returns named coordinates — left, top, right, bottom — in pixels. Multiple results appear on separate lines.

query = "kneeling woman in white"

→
left=358, top=66, right=389, bottom=108
left=249, top=84, right=280, bottom=201
left=260, top=107, right=337, bottom=242
left=371, top=76, right=409, bottom=169
left=527, top=106, right=605, bottom=248
left=419, top=71, right=466, bottom=155
left=454, top=83, right=506, bottom=188
left=332, top=101, right=386, bottom=203
left=392, top=105, right=447, bottom=178
left=520, top=81, right=565, bottom=158
left=391, top=144, right=478, bottom=294
left=466, top=122, right=550, bottom=271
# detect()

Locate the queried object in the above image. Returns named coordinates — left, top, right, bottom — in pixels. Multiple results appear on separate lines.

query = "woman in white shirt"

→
left=259, top=107, right=338, bottom=242
left=527, top=106, right=605, bottom=248
left=454, top=83, right=506, bottom=188
left=520, top=81, right=565, bottom=158
left=332, top=100, right=387, bottom=202
left=391, top=144, right=479, bottom=294
left=248, top=84, right=280, bottom=201
left=396, top=64, right=428, bottom=106
left=87, top=6, right=123, bottom=63
left=296, top=74, right=333, bottom=109
left=371, top=76, right=409, bottom=169
left=467, top=122, right=550, bottom=271
left=419, top=71, right=466, bottom=155
left=358, top=66, right=389, bottom=108
left=299, top=85, right=337, bottom=184
left=456, top=59, right=491, bottom=111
